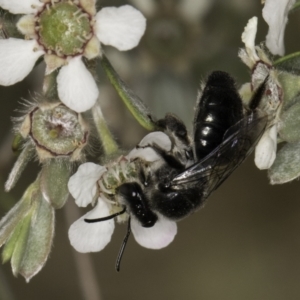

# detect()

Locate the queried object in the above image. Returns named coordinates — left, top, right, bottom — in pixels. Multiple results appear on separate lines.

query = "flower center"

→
left=36, top=1, right=93, bottom=57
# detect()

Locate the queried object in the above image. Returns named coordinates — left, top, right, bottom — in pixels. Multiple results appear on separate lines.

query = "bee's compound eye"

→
left=117, top=182, right=157, bottom=228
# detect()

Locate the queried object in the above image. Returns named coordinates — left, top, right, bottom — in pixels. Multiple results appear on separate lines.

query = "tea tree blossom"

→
left=239, top=16, right=282, bottom=170
left=0, top=0, right=146, bottom=112
left=68, top=132, right=177, bottom=253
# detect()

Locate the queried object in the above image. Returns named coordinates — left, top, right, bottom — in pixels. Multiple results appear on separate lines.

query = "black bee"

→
left=87, top=71, right=268, bottom=270
left=117, top=71, right=268, bottom=221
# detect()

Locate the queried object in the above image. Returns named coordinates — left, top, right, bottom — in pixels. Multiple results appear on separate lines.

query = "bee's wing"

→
left=171, top=110, right=268, bottom=197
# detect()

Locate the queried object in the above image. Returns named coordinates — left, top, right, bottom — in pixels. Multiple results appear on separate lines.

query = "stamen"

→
left=73, top=47, right=84, bottom=54
left=111, top=167, right=120, bottom=182
left=99, top=180, right=113, bottom=195
left=72, top=9, right=82, bottom=17
left=55, top=46, right=64, bottom=57
left=77, top=13, right=89, bottom=20
left=120, top=161, right=128, bottom=179
left=76, top=36, right=86, bottom=43
left=83, top=33, right=93, bottom=40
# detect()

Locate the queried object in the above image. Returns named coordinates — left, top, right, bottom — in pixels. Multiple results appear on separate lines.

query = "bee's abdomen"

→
left=194, top=71, right=243, bottom=160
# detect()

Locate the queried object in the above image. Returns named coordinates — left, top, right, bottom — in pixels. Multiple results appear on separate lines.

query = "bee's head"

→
left=117, top=182, right=158, bottom=228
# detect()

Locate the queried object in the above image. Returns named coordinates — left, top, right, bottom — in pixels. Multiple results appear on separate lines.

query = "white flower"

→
left=69, top=199, right=115, bottom=253
left=68, top=162, right=107, bottom=207
left=239, top=17, right=282, bottom=170
left=262, top=0, right=296, bottom=56
left=68, top=132, right=177, bottom=253
left=0, top=0, right=146, bottom=113
left=68, top=162, right=177, bottom=253
left=126, top=131, right=172, bottom=161
left=241, top=16, right=259, bottom=65
left=255, top=124, right=277, bottom=169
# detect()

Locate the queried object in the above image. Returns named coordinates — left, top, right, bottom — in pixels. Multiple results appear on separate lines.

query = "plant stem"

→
left=64, top=200, right=103, bottom=300
left=101, top=54, right=157, bottom=131
left=274, top=52, right=300, bottom=66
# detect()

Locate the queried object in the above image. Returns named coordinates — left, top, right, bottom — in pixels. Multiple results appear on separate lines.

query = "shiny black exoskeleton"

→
left=87, top=71, right=268, bottom=271
left=193, top=71, right=244, bottom=159
left=118, top=71, right=268, bottom=223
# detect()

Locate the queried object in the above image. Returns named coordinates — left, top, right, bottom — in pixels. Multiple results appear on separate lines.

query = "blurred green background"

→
left=1, top=0, right=300, bottom=299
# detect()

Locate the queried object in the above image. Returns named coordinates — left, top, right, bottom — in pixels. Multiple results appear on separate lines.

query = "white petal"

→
left=262, top=0, right=295, bottom=56
left=126, top=132, right=172, bottom=162
left=57, top=56, right=99, bottom=113
left=131, top=215, right=177, bottom=249
left=255, top=125, right=277, bottom=170
left=241, top=17, right=259, bottom=62
left=138, top=132, right=172, bottom=150
left=68, top=162, right=106, bottom=207
left=95, top=5, right=146, bottom=51
left=0, top=39, right=44, bottom=86
left=68, top=200, right=115, bottom=253
left=126, top=147, right=161, bottom=162
left=0, top=0, right=42, bottom=14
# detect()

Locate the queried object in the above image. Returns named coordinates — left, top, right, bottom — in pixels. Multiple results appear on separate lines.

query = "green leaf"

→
left=18, top=195, right=54, bottom=282
left=100, top=54, right=157, bottom=131
left=11, top=133, right=24, bottom=154
left=0, top=185, right=34, bottom=247
left=92, top=104, right=118, bottom=156
left=0, top=177, right=55, bottom=281
left=279, top=101, right=300, bottom=142
left=9, top=212, right=33, bottom=276
left=2, top=211, right=32, bottom=264
left=5, top=143, right=35, bottom=192
left=278, top=72, right=300, bottom=110
left=268, top=142, right=300, bottom=184
left=40, top=159, right=71, bottom=209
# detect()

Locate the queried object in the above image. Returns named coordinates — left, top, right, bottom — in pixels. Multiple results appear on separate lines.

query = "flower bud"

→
left=20, top=102, right=89, bottom=162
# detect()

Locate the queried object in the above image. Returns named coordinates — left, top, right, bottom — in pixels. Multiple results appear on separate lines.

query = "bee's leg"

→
left=156, top=113, right=190, bottom=146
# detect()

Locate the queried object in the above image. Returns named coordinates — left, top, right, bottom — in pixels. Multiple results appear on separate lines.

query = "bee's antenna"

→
left=84, top=207, right=126, bottom=223
left=115, top=217, right=131, bottom=272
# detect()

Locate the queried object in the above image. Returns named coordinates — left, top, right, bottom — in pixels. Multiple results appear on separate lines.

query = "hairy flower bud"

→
left=20, top=102, right=89, bottom=161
